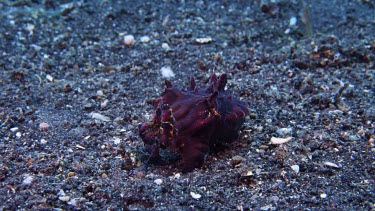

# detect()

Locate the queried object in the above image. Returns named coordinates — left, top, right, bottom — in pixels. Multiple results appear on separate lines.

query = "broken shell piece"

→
left=270, top=137, right=292, bottom=144
left=290, top=165, right=300, bottom=174
left=39, top=122, right=50, bottom=130
left=190, top=192, right=202, bottom=199
left=46, top=74, right=54, bottom=82
left=324, top=161, right=341, bottom=168
left=154, top=179, right=163, bottom=185
left=90, top=112, right=110, bottom=122
left=196, top=37, right=212, bottom=44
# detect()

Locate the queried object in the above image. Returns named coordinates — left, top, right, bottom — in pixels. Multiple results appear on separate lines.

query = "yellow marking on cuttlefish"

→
left=159, top=122, right=174, bottom=138
left=212, top=109, right=221, bottom=118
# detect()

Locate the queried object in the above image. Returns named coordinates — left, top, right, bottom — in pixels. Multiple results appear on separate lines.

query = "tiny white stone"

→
left=30, top=44, right=42, bottom=51
left=58, top=189, right=66, bottom=196
left=112, top=137, right=121, bottom=145
left=22, top=174, right=34, bottom=185
left=101, top=99, right=109, bottom=108
left=154, top=179, right=163, bottom=185
left=324, top=161, right=340, bottom=168
left=174, top=173, right=181, bottom=179
left=46, top=74, right=54, bottom=82
left=289, top=17, right=297, bottom=27
left=348, top=135, right=360, bottom=142
left=16, top=132, right=22, bottom=138
left=161, top=43, right=170, bottom=49
left=10, top=127, right=18, bottom=132
left=256, top=169, right=262, bottom=175
left=39, top=122, right=50, bottom=130
left=160, top=66, right=175, bottom=78
left=190, top=192, right=201, bottom=199
left=97, top=90, right=104, bottom=97
left=291, top=165, right=300, bottom=174
left=276, top=127, right=293, bottom=136
left=59, top=196, right=70, bottom=202
left=140, top=36, right=150, bottom=43
left=90, top=112, right=110, bottom=122
left=40, top=139, right=47, bottom=144
left=25, top=23, right=35, bottom=34
left=270, top=137, right=292, bottom=144
left=67, top=198, right=79, bottom=206
left=320, top=193, right=327, bottom=198
left=196, top=37, right=212, bottom=44
left=124, top=35, right=135, bottom=46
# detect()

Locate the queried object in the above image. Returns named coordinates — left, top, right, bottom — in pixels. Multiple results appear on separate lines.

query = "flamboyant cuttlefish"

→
left=139, top=73, right=249, bottom=173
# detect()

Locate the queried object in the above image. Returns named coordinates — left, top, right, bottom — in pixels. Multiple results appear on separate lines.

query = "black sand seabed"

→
left=0, top=0, right=374, bottom=210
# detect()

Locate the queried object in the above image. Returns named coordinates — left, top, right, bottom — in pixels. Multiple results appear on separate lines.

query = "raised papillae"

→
left=139, top=73, right=249, bottom=173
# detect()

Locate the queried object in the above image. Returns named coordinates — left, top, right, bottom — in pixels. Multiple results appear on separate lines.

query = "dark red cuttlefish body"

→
left=139, top=73, right=249, bottom=173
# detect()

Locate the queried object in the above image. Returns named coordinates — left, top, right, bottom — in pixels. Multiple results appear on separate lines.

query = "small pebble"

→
left=112, top=137, right=121, bottom=145
left=270, top=137, right=292, bottom=144
left=324, top=161, right=340, bottom=168
left=289, top=16, right=297, bottom=27
left=59, top=196, right=70, bottom=202
left=90, top=112, right=110, bottom=122
left=190, top=192, right=201, bottom=199
left=270, top=195, right=279, bottom=203
left=101, top=99, right=109, bottom=108
left=16, top=132, right=22, bottom=138
left=22, top=174, right=34, bottom=185
left=320, top=193, right=327, bottom=198
left=114, top=117, right=122, bottom=123
left=161, top=43, right=170, bottom=50
left=97, top=90, right=104, bottom=97
left=348, top=135, right=360, bottom=142
left=276, top=128, right=293, bottom=136
left=124, top=35, right=135, bottom=46
left=154, top=179, right=163, bottom=185
left=160, top=66, right=175, bottom=78
left=39, top=122, right=50, bottom=130
left=290, top=165, right=300, bottom=174
left=30, top=44, right=42, bottom=51
left=10, top=127, right=18, bottom=132
left=140, top=36, right=150, bottom=43
left=230, top=155, right=245, bottom=167
left=173, top=173, right=181, bottom=179
left=40, top=139, right=47, bottom=144
left=196, top=37, right=212, bottom=44
left=67, top=198, right=78, bottom=206
left=256, top=169, right=262, bottom=175
left=260, top=205, right=272, bottom=210
left=46, top=74, right=53, bottom=82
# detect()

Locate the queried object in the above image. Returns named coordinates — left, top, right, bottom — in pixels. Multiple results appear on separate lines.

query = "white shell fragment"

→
left=59, top=196, right=70, bottom=202
left=22, top=174, right=34, bottom=185
left=140, top=36, right=150, bottom=43
left=124, top=35, right=135, bottom=46
left=324, top=161, right=341, bottom=168
left=90, top=112, right=110, bottom=122
left=190, top=192, right=202, bottom=199
left=112, top=137, right=121, bottom=145
left=276, top=127, right=293, bottom=136
left=160, top=66, right=175, bottom=78
left=289, top=17, right=297, bottom=27
left=270, top=137, right=292, bottom=144
left=291, top=165, right=300, bottom=174
left=196, top=37, right=212, bottom=44
left=46, top=74, right=54, bottom=82
left=10, top=127, right=18, bottom=132
left=154, top=179, right=163, bottom=185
